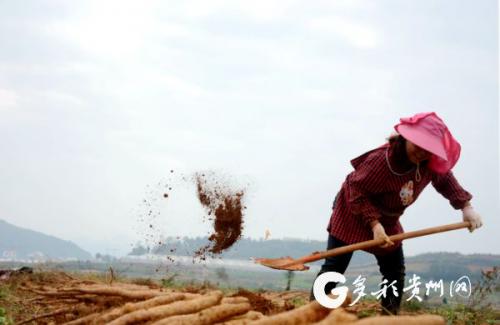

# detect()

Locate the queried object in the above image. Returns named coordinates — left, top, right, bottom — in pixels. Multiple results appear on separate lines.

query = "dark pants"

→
left=310, top=235, right=405, bottom=315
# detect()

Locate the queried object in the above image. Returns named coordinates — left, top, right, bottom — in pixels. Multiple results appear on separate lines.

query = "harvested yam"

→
left=31, top=289, right=80, bottom=296
left=59, top=286, right=166, bottom=299
left=69, top=280, right=98, bottom=286
left=353, top=314, right=445, bottom=325
left=18, top=306, right=82, bottom=325
left=251, top=300, right=331, bottom=325
left=63, top=312, right=100, bottom=325
left=221, top=297, right=250, bottom=304
left=107, top=283, right=157, bottom=291
left=153, top=302, right=251, bottom=325
left=314, top=308, right=358, bottom=324
left=108, top=291, right=223, bottom=325
left=73, top=295, right=124, bottom=307
left=343, top=292, right=352, bottom=307
left=227, top=310, right=264, bottom=321
left=36, top=298, right=80, bottom=305
left=276, top=292, right=307, bottom=301
left=217, top=320, right=255, bottom=325
left=183, top=292, right=203, bottom=299
left=92, top=292, right=186, bottom=324
left=217, top=311, right=265, bottom=325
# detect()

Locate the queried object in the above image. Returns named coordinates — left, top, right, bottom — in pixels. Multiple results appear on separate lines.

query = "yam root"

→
left=183, top=292, right=203, bottom=299
left=92, top=292, right=186, bottom=324
left=107, top=283, right=157, bottom=291
left=314, top=308, right=358, bottom=324
left=152, top=302, right=251, bottom=325
left=353, top=314, right=445, bottom=325
left=227, top=310, right=264, bottom=321
left=62, top=312, right=100, bottom=325
left=217, top=311, right=265, bottom=325
left=30, top=289, right=80, bottom=296
left=251, top=300, right=330, bottom=325
left=107, top=291, right=223, bottom=325
left=59, top=286, right=166, bottom=299
left=18, top=306, right=81, bottom=325
left=221, top=297, right=250, bottom=304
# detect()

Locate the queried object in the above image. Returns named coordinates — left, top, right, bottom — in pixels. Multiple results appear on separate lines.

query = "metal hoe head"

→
left=253, top=256, right=309, bottom=271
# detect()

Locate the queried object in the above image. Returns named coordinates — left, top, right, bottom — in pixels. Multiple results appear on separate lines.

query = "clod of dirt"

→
left=194, top=172, right=246, bottom=257
left=231, top=289, right=278, bottom=315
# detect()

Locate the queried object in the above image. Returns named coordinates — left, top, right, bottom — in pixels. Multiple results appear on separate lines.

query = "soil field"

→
left=1, top=269, right=484, bottom=324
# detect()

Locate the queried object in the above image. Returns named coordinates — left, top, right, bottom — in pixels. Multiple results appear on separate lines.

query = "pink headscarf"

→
left=394, top=112, right=461, bottom=174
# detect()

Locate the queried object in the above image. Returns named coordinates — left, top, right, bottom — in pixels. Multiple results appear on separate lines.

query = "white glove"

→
left=462, top=205, right=483, bottom=232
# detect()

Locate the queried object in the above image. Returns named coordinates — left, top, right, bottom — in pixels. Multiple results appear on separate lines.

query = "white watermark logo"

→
left=313, top=272, right=349, bottom=308
left=313, top=272, right=471, bottom=308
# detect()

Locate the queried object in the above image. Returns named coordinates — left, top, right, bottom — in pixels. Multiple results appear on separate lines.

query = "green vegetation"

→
left=160, top=273, right=179, bottom=288
left=428, top=304, right=499, bottom=325
left=402, top=299, right=424, bottom=312
left=0, top=285, right=13, bottom=325
left=356, top=308, right=378, bottom=318
left=290, top=296, right=307, bottom=308
left=0, top=307, right=12, bottom=325
left=0, top=287, right=8, bottom=300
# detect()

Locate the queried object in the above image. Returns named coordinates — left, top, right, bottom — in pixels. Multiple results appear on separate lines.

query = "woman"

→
left=311, top=112, right=482, bottom=315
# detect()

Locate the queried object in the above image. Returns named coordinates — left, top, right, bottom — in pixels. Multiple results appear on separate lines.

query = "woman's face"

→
left=406, top=140, right=432, bottom=164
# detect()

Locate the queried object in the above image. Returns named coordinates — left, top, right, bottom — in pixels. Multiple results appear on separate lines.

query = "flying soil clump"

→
left=194, top=172, right=246, bottom=257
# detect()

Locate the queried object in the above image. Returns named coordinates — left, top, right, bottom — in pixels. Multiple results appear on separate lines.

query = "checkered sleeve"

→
left=431, top=171, right=473, bottom=209
left=348, top=150, right=386, bottom=228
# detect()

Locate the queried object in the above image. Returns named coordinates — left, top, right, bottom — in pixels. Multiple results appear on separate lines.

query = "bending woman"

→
left=311, top=112, right=482, bottom=315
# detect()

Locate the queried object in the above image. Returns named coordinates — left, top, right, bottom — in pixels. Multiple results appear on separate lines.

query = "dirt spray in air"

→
left=194, top=172, right=246, bottom=259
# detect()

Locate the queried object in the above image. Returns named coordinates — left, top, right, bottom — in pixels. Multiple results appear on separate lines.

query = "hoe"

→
left=255, top=222, right=471, bottom=271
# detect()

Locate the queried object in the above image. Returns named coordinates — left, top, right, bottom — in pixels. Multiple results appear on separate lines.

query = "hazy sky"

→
left=1, top=0, right=498, bottom=257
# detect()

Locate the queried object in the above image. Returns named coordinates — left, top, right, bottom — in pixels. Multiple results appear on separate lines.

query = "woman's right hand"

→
left=371, top=222, right=394, bottom=248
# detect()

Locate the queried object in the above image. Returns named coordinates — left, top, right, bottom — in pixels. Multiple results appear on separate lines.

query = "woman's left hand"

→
left=462, top=205, right=483, bottom=232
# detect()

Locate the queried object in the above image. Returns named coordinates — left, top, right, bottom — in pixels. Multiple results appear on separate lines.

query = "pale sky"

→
left=1, top=0, right=498, bottom=256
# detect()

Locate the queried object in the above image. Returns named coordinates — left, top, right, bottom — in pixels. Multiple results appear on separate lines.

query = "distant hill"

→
left=0, top=219, right=92, bottom=260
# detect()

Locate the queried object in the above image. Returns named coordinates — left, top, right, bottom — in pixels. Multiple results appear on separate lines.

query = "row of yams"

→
left=25, top=284, right=445, bottom=325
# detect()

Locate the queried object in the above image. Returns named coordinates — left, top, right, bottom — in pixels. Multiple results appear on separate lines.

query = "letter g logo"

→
left=313, top=272, right=348, bottom=308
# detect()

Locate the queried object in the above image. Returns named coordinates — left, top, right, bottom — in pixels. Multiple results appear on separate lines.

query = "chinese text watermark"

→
left=313, top=272, right=471, bottom=309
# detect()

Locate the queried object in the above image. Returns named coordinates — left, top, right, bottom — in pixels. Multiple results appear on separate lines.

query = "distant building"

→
left=2, top=250, right=16, bottom=259
left=28, top=251, right=47, bottom=262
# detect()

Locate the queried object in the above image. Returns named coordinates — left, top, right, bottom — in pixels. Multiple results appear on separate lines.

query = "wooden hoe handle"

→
left=284, top=221, right=471, bottom=267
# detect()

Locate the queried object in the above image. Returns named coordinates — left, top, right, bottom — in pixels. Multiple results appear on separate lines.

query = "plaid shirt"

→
left=327, top=142, right=472, bottom=249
